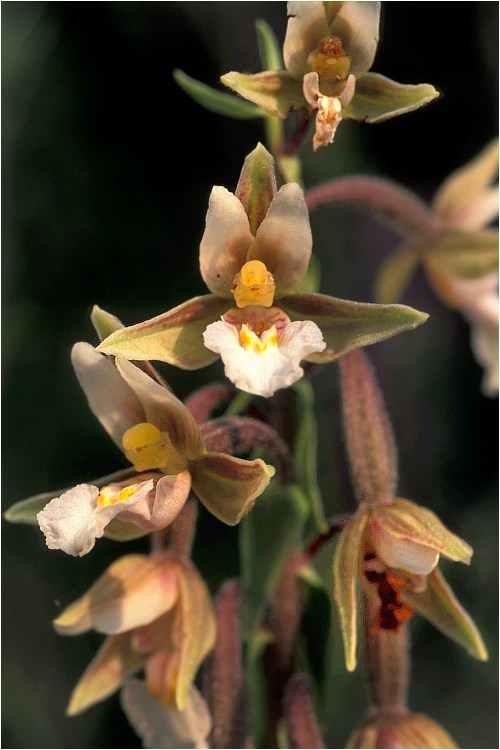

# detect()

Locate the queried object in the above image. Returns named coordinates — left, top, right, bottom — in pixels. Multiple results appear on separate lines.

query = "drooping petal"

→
left=190, top=451, right=275, bottom=525
left=374, top=244, right=420, bottom=304
left=249, top=183, right=312, bottom=294
left=168, top=556, right=217, bottom=710
left=66, top=632, right=147, bottom=716
left=372, top=499, right=473, bottom=568
left=280, top=291, right=428, bottom=363
left=283, top=1, right=330, bottom=79
left=220, top=70, right=305, bottom=118
left=328, top=1, right=381, bottom=74
left=53, top=554, right=179, bottom=635
left=37, top=482, right=150, bottom=557
left=400, top=568, right=488, bottom=661
left=121, top=680, right=211, bottom=750
left=235, top=143, right=277, bottom=236
left=117, top=472, right=192, bottom=531
left=116, top=359, right=205, bottom=460
left=199, top=186, right=254, bottom=296
left=332, top=512, right=368, bottom=671
left=71, top=342, right=145, bottom=448
left=342, top=72, right=439, bottom=123
left=433, top=140, right=499, bottom=229
left=97, top=295, right=229, bottom=369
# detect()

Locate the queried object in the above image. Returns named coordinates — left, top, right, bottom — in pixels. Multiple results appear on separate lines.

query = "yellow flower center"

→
left=97, top=484, right=138, bottom=507
left=122, top=422, right=172, bottom=473
left=232, top=260, right=276, bottom=308
left=308, top=35, right=351, bottom=97
left=239, top=324, right=278, bottom=353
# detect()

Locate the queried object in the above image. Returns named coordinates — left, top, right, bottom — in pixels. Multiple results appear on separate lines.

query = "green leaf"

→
left=343, top=72, right=439, bottom=123
left=255, top=19, right=283, bottom=71
left=292, top=380, right=327, bottom=533
left=173, top=69, right=263, bottom=119
left=221, top=71, right=305, bottom=118
left=240, top=483, right=309, bottom=636
left=4, top=468, right=137, bottom=525
left=280, top=291, right=429, bottom=363
left=424, top=229, right=499, bottom=280
left=297, top=564, right=332, bottom=686
left=374, top=245, right=420, bottom=303
left=245, top=626, right=275, bottom=749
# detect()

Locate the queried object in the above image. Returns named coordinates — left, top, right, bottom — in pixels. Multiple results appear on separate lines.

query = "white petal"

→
left=199, top=186, right=253, bottom=297
left=470, top=319, right=499, bottom=397
left=71, top=343, right=145, bottom=449
left=203, top=318, right=325, bottom=398
left=284, top=1, right=329, bottom=79
left=329, top=1, right=381, bottom=73
left=37, top=481, right=151, bottom=557
left=371, top=523, right=440, bottom=576
left=121, top=680, right=211, bottom=750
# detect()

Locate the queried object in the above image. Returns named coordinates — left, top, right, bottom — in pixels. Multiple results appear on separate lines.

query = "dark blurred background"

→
left=2, top=2, right=498, bottom=748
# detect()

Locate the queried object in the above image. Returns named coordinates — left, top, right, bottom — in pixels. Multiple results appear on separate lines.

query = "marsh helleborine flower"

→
left=376, top=140, right=499, bottom=396
left=333, top=351, right=487, bottom=671
left=97, top=144, right=428, bottom=397
left=54, top=551, right=215, bottom=716
left=34, top=342, right=274, bottom=556
left=221, top=2, right=438, bottom=149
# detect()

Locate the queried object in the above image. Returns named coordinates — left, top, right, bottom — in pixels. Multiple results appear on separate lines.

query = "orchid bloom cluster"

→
left=6, top=3, right=496, bottom=749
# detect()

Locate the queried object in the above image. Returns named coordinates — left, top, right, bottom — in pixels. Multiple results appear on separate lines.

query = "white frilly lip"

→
left=203, top=312, right=326, bottom=398
left=37, top=480, right=154, bottom=557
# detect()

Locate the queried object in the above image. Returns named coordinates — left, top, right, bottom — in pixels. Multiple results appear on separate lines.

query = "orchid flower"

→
left=333, top=350, right=487, bottom=672
left=376, top=140, right=499, bottom=395
left=346, top=709, right=457, bottom=749
left=220, top=3, right=438, bottom=150
left=97, top=144, right=428, bottom=397
left=8, top=342, right=274, bottom=557
left=54, top=551, right=215, bottom=715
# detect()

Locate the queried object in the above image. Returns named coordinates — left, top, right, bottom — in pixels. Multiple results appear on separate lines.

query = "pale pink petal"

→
left=433, top=140, right=499, bottom=229
left=71, top=343, right=145, bottom=448
left=199, top=186, right=254, bottom=296
left=283, top=1, right=329, bottom=79
left=249, top=183, right=312, bottom=293
left=469, top=319, right=499, bottom=396
left=116, top=359, right=205, bottom=460
left=119, top=472, right=192, bottom=531
left=53, top=554, right=179, bottom=635
left=328, top=1, right=381, bottom=73
left=121, top=680, right=211, bottom=749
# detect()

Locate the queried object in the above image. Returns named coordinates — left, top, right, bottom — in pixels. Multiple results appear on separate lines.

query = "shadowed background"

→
left=3, top=2, right=498, bottom=747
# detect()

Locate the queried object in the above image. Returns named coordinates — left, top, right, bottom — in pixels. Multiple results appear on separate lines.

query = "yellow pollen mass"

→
left=232, top=261, right=276, bottom=308
left=122, top=422, right=161, bottom=450
left=240, top=260, right=268, bottom=286
left=97, top=485, right=138, bottom=507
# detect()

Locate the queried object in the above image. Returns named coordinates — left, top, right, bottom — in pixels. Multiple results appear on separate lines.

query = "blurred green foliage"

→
left=3, top=3, right=498, bottom=748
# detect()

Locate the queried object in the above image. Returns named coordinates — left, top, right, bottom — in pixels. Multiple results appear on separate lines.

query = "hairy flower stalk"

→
left=333, top=349, right=486, bottom=672
left=282, top=674, right=325, bottom=749
left=204, top=581, right=251, bottom=749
